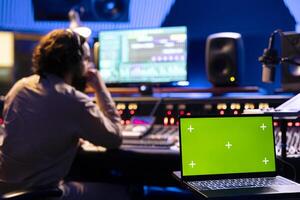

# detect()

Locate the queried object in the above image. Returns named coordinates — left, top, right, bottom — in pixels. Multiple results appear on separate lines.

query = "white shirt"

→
left=0, top=74, right=122, bottom=191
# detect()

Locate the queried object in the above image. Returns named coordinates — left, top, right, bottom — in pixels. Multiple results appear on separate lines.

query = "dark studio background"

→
left=0, top=0, right=298, bottom=94
left=162, top=0, right=295, bottom=92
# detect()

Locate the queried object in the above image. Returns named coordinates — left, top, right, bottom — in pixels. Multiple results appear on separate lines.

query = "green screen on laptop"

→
left=180, top=115, right=276, bottom=176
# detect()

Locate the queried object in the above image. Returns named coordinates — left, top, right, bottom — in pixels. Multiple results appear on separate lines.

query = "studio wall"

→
left=0, top=0, right=298, bottom=93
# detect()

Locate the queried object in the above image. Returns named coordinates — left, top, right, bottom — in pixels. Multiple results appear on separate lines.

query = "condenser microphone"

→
left=259, top=33, right=280, bottom=83
left=259, top=48, right=279, bottom=83
left=262, top=63, right=276, bottom=83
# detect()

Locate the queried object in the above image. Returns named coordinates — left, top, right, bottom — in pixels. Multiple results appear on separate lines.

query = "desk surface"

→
left=67, top=147, right=181, bottom=186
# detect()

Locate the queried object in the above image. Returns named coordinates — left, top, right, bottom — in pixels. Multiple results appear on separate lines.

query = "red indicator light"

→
left=220, top=110, right=225, bottom=115
left=287, top=122, right=293, bottom=127
left=273, top=122, right=278, bottom=127
left=125, top=120, right=130, bottom=125
left=295, top=122, right=300, bottom=127
left=167, top=110, right=172, bottom=115
left=233, top=110, right=238, bottom=115
left=186, top=112, right=191, bottom=116
left=129, top=110, right=135, bottom=115
left=179, top=110, right=185, bottom=115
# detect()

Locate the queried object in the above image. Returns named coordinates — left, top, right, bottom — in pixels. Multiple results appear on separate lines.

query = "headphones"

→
left=66, top=28, right=86, bottom=59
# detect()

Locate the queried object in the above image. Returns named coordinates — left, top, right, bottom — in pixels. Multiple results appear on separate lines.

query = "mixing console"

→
left=114, top=95, right=290, bottom=126
left=82, top=121, right=300, bottom=158
left=73, top=95, right=300, bottom=187
left=122, top=125, right=178, bottom=148
left=82, top=95, right=300, bottom=157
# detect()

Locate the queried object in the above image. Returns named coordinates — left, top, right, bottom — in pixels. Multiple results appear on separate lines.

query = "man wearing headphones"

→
left=0, top=29, right=125, bottom=199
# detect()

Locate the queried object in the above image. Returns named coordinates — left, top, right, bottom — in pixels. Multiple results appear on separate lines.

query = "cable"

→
left=150, top=98, right=162, bottom=116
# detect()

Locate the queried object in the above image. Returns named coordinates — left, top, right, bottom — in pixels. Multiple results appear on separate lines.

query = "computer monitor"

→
left=0, top=31, right=14, bottom=68
left=98, top=26, right=187, bottom=84
left=0, top=31, right=14, bottom=94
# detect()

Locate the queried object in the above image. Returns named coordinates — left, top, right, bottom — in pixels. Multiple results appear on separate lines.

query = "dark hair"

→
left=32, top=29, right=86, bottom=78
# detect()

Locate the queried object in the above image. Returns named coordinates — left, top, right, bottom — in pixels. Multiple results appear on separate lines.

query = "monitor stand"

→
left=139, top=84, right=153, bottom=96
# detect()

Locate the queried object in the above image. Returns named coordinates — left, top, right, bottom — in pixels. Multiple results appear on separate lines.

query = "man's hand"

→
left=85, top=68, right=105, bottom=91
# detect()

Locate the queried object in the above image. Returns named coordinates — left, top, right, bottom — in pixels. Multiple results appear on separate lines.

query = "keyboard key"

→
left=189, top=177, right=294, bottom=190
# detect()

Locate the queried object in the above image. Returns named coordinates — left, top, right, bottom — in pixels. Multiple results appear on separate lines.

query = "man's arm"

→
left=76, top=68, right=122, bottom=149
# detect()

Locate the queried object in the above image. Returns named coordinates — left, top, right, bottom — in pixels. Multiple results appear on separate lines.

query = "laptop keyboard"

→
left=190, top=177, right=295, bottom=190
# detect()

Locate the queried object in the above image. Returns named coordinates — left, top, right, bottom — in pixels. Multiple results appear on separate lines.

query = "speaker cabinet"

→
left=205, top=32, right=244, bottom=87
left=281, top=32, right=300, bottom=91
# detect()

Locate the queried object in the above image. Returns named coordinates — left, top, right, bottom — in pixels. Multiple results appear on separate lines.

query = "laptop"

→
left=173, top=114, right=300, bottom=199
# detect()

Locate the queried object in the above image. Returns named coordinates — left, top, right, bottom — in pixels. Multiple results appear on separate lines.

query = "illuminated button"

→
left=179, top=110, right=185, bottom=115
left=121, top=120, right=125, bottom=125
left=258, top=103, right=269, bottom=109
left=287, top=122, right=293, bottom=127
left=295, top=122, right=300, bottom=127
left=167, top=110, right=172, bottom=116
left=125, top=120, right=130, bottom=125
left=219, top=110, right=225, bottom=115
left=273, top=121, right=279, bottom=127
left=128, top=103, right=138, bottom=110
left=230, top=103, right=241, bottom=110
left=230, top=76, right=235, bottom=82
left=170, top=117, right=175, bottom=125
left=186, top=112, right=191, bottom=116
left=244, top=103, right=255, bottom=110
left=164, top=117, right=169, bottom=125
left=116, top=103, right=126, bottom=110
left=233, top=110, right=238, bottom=115
left=217, top=103, right=227, bottom=110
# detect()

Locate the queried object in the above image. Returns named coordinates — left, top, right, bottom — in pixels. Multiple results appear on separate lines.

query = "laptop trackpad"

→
left=204, top=187, right=278, bottom=198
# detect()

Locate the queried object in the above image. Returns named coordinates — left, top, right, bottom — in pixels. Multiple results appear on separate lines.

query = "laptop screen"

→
left=180, top=115, right=276, bottom=177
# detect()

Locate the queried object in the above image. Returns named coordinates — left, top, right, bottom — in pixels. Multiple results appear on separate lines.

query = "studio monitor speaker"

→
left=205, top=32, right=244, bottom=87
left=281, top=32, right=300, bottom=91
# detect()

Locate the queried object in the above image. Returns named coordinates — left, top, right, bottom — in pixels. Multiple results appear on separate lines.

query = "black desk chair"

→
left=0, top=187, right=63, bottom=200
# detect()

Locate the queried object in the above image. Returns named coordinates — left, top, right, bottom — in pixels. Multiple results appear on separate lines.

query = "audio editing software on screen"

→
left=99, top=26, right=187, bottom=83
